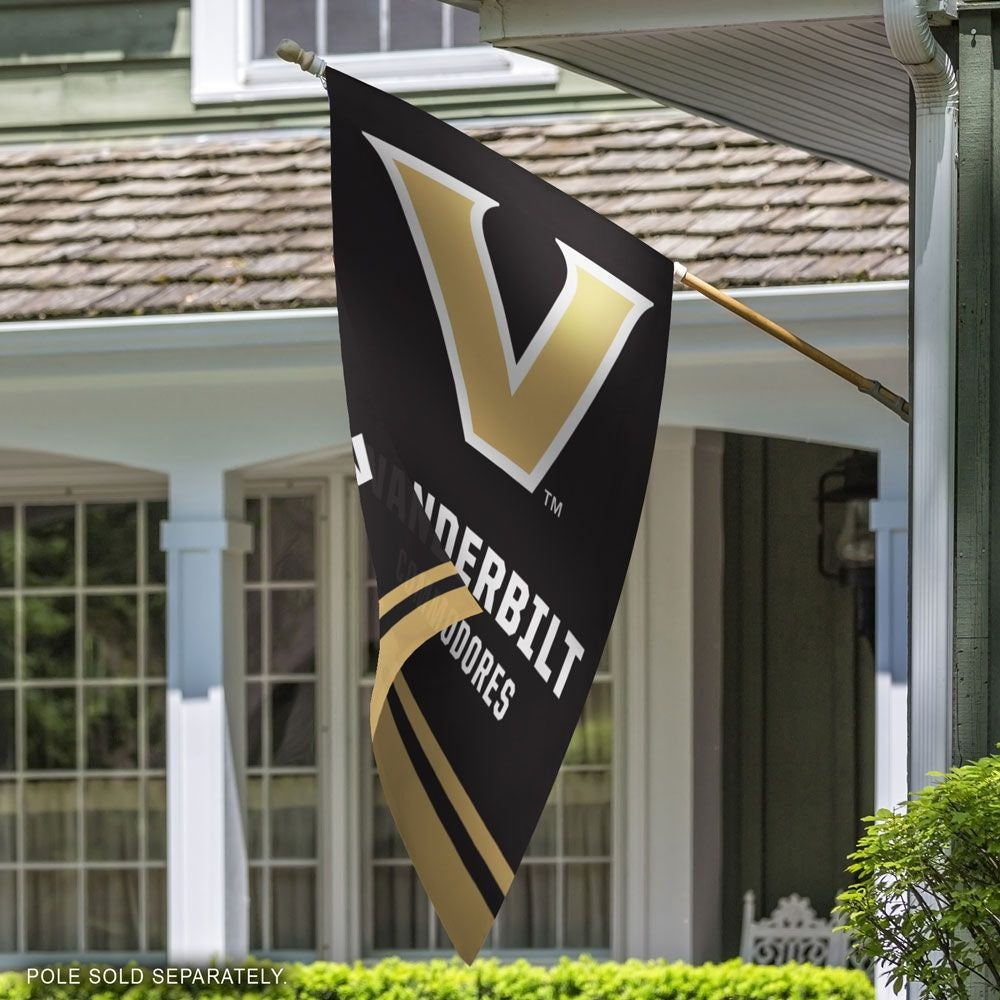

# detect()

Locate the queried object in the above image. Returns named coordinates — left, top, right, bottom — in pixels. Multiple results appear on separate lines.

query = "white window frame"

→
left=240, top=459, right=362, bottom=963
left=0, top=478, right=169, bottom=966
left=243, top=478, right=328, bottom=962
left=190, top=0, right=557, bottom=105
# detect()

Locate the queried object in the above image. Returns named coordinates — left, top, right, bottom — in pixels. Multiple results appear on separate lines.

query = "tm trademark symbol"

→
left=543, top=489, right=563, bottom=518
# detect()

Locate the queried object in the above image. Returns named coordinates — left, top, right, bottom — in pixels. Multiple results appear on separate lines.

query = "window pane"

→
left=372, top=775, right=406, bottom=859
left=147, top=684, right=165, bottom=769
left=25, top=779, right=77, bottom=861
left=500, top=864, right=556, bottom=948
left=26, top=687, right=76, bottom=770
left=564, top=680, right=611, bottom=765
left=85, top=595, right=138, bottom=678
left=249, top=866, right=265, bottom=951
left=564, top=862, right=610, bottom=948
left=271, top=590, right=315, bottom=674
left=373, top=866, right=428, bottom=950
left=271, top=682, right=315, bottom=766
left=26, top=869, right=78, bottom=950
left=389, top=0, right=443, bottom=51
left=246, top=591, right=262, bottom=677
left=146, top=501, right=168, bottom=585
left=86, top=503, right=137, bottom=586
left=245, top=498, right=261, bottom=583
left=0, top=690, right=13, bottom=771
left=25, top=505, right=75, bottom=588
left=147, top=593, right=166, bottom=678
left=247, top=681, right=263, bottom=767
left=563, top=770, right=611, bottom=857
left=0, top=870, right=15, bottom=951
left=271, top=866, right=316, bottom=949
left=526, top=776, right=558, bottom=856
left=86, top=686, right=138, bottom=770
left=0, top=506, right=13, bottom=589
left=24, top=595, right=75, bottom=680
left=0, top=782, right=15, bottom=861
left=86, top=869, right=139, bottom=950
left=0, top=597, right=13, bottom=680
left=451, top=5, right=479, bottom=46
left=147, top=778, right=166, bottom=861
left=247, top=776, right=264, bottom=860
left=270, top=496, right=315, bottom=581
left=85, top=778, right=139, bottom=861
left=147, top=867, right=166, bottom=951
left=327, top=0, right=380, bottom=54
left=271, top=774, right=317, bottom=858
left=259, top=0, right=317, bottom=61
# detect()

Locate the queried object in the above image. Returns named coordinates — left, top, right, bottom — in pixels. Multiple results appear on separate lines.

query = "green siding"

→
left=0, top=0, right=651, bottom=142
left=954, top=11, right=1000, bottom=768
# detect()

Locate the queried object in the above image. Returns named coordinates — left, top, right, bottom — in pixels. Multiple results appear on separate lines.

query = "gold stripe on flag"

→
left=372, top=706, right=494, bottom=962
left=394, top=673, right=515, bottom=893
left=369, top=582, right=481, bottom=741
left=377, top=561, right=457, bottom=617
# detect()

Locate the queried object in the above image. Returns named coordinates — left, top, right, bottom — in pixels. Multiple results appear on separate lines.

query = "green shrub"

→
left=0, top=956, right=873, bottom=1000
left=837, top=751, right=1000, bottom=999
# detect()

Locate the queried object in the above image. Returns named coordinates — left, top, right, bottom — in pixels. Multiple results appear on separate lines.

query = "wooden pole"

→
left=677, top=265, right=911, bottom=423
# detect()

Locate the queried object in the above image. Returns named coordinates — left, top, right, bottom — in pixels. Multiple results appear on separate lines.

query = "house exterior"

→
left=0, top=0, right=910, bottom=974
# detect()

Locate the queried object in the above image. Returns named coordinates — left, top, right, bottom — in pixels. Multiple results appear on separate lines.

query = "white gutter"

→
left=0, top=282, right=904, bottom=361
left=0, top=307, right=340, bottom=357
left=882, top=1, right=957, bottom=795
left=0, top=308, right=342, bottom=385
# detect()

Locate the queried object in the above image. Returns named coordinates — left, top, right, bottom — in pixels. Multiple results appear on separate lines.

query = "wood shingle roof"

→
left=0, top=111, right=908, bottom=322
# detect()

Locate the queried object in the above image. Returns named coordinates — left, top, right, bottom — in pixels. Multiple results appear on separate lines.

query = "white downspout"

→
left=882, top=2, right=957, bottom=996
left=883, top=0, right=957, bottom=787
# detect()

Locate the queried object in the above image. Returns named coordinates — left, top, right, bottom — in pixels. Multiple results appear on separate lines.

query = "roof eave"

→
left=471, top=0, right=883, bottom=42
left=452, top=0, right=911, bottom=181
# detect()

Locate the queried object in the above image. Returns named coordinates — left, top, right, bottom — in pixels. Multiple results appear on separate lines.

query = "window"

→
left=245, top=489, right=322, bottom=955
left=190, top=0, right=557, bottom=104
left=359, top=548, right=614, bottom=954
left=252, top=0, right=480, bottom=60
left=0, top=497, right=167, bottom=956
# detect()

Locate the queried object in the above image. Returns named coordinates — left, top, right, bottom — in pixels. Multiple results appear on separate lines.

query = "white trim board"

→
left=0, top=282, right=908, bottom=460
left=0, top=280, right=906, bottom=364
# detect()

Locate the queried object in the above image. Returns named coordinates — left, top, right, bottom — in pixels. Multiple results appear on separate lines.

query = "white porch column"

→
left=620, top=427, right=724, bottom=961
left=162, top=468, right=252, bottom=964
left=872, top=448, right=909, bottom=815
left=871, top=449, right=909, bottom=1000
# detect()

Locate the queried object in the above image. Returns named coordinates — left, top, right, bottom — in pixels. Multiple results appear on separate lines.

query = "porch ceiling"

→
left=453, top=0, right=912, bottom=181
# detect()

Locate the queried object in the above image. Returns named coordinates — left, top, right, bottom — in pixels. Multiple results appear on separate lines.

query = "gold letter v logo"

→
left=366, top=134, right=654, bottom=492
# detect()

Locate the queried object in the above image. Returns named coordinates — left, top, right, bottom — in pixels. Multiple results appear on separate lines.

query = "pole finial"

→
left=276, top=38, right=327, bottom=78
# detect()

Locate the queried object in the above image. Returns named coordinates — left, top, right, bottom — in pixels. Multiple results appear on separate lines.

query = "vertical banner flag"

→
left=328, top=67, right=673, bottom=961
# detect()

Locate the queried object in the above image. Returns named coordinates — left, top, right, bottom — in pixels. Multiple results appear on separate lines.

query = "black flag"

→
left=328, top=67, right=672, bottom=961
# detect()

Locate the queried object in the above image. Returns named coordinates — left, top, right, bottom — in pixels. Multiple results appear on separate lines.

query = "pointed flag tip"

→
left=447, top=916, right=492, bottom=965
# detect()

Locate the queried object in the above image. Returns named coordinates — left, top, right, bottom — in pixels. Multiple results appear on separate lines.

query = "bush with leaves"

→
left=0, top=956, right=873, bottom=1000
left=837, top=751, right=1000, bottom=998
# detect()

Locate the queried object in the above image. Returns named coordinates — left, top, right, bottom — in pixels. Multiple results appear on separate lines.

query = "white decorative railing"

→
left=740, top=890, right=871, bottom=972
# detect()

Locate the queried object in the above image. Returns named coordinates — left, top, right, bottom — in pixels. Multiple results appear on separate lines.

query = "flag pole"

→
left=673, top=263, right=910, bottom=422
left=279, top=40, right=911, bottom=424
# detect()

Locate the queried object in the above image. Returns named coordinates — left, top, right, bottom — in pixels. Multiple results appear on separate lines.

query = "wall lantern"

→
left=816, top=450, right=877, bottom=651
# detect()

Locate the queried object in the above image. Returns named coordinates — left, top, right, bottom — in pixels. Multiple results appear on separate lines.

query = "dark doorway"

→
left=720, top=434, right=876, bottom=956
